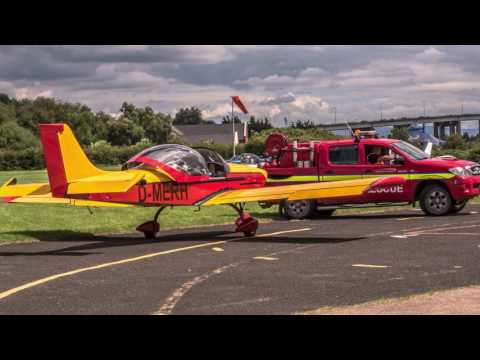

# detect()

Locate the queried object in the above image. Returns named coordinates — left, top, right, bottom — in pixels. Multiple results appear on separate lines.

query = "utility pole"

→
left=329, top=107, right=337, bottom=124
left=422, top=101, right=426, bottom=117
left=231, top=98, right=236, bottom=157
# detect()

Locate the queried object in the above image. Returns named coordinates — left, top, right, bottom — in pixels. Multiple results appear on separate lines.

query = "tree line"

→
left=2, top=93, right=479, bottom=171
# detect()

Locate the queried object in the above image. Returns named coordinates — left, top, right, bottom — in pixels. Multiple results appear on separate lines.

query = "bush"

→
left=0, top=121, right=39, bottom=150
left=0, top=147, right=44, bottom=170
left=466, top=144, right=480, bottom=163
left=87, top=139, right=154, bottom=165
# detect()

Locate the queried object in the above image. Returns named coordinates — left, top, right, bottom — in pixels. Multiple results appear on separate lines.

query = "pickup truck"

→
left=260, top=132, right=480, bottom=219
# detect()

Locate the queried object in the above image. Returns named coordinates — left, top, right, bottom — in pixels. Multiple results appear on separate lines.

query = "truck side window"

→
left=329, top=145, right=358, bottom=165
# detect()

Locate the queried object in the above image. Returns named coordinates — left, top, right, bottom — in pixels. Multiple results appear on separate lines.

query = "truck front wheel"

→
left=283, top=200, right=316, bottom=219
left=419, top=185, right=453, bottom=216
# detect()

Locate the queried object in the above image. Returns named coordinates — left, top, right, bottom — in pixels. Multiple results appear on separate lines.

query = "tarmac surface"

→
left=1, top=204, right=480, bottom=315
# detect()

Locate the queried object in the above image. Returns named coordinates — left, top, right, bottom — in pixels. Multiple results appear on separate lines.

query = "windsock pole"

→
left=232, top=98, right=236, bottom=157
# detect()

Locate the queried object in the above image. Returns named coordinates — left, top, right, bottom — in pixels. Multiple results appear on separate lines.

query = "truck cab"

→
left=261, top=132, right=480, bottom=219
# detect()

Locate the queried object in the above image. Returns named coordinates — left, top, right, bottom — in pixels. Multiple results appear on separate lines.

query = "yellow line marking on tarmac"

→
left=420, top=232, right=479, bottom=236
left=0, top=228, right=312, bottom=302
left=352, top=264, right=391, bottom=269
left=212, top=247, right=224, bottom=252
left=253, top=256, right=279, bottom=261
left=397, top=217, right=425, bottom=221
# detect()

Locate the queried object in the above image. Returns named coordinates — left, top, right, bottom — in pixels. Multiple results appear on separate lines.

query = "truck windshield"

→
left=392, top=141, right=429, bottom=160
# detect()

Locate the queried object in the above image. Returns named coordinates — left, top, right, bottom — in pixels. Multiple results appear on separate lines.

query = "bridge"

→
left=317, top=113, right=480, bottom=139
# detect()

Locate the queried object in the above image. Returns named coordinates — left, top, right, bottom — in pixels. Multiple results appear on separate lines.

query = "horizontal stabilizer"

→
left=0, top=178, right=50, bottom=198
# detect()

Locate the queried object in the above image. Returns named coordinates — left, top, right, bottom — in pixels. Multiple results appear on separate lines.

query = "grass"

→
left=1, top=168, right=478, bottom=243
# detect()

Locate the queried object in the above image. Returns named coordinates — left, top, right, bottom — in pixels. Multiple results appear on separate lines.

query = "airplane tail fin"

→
left=39, top=124, right=105, bottom=197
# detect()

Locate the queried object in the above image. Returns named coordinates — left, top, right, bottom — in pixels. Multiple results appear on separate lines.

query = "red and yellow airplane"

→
left=0, top=123, right=406, bottom=238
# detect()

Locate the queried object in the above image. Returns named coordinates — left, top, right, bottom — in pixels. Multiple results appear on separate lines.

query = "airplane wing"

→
left=199, top=177, right=387, bottom=206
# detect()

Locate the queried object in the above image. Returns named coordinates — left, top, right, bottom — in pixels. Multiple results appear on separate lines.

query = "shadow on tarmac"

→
left=0, top=228, right=364, bottom=257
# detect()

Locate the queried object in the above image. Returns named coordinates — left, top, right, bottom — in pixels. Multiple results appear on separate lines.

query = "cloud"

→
left=258, top=92, right=296, bottom=106
left=2, top=45, right=480, bottom=124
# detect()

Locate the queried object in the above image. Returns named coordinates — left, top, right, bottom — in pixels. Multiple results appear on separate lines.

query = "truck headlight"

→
left=449, top=167, right=473, bottom=176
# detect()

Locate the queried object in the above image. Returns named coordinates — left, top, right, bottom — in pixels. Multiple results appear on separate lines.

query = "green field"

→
left=1, top=169, right=478, bottom=243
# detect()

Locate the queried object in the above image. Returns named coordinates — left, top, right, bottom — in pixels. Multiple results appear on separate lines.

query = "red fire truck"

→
left=260, top=132, right=480, bottom=219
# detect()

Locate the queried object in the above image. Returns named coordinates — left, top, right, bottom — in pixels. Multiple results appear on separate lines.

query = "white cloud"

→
left=15, top=87, right=53, bottom=100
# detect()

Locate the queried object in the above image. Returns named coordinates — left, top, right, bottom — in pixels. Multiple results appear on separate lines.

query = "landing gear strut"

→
left=229, top=203, right=259, bottom=237
left=136, top=206, right=167, bottom=239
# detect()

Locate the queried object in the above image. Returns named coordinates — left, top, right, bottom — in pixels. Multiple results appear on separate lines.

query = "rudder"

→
left=39, top=123, right=105, bottom=197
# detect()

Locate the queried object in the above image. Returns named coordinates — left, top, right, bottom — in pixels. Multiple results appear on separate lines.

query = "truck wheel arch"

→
left=413, top=180, right=451, bottom=202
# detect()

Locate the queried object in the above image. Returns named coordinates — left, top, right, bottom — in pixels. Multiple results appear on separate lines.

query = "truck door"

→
left=361, top=143, right=411, bottom=201
left=321, top=144, right=363, bottom=182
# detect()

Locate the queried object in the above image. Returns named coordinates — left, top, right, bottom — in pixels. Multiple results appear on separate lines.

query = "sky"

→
left=2, top=45, right=480, bottom=127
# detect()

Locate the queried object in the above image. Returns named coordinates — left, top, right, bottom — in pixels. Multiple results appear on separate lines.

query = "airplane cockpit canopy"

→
left=123, top=144, right=209, bottom=176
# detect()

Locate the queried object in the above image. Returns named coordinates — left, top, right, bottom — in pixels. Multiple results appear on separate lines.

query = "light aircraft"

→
left=0, top=123, right=404, bottom=238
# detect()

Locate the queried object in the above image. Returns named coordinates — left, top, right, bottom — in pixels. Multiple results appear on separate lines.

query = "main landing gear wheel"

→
left=419, top=185, right=453, bottom=216
left=136, top=206, right=167, bottom=239
left=229, top=204, right=259, bottom=237
left=451, top=200, right=468, bottom=214
left=283, top=199, right=316, bottom=219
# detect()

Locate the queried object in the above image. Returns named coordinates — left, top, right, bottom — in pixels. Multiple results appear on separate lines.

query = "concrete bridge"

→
left=317, top=113, right=480, bottom=139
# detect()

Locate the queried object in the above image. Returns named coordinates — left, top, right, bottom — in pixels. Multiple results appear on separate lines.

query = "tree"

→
left=119, top=103, right=172, bottom=144
left=389, top=126, right=410, bottom=142
left=290, top=120, right=316, bottom=129
left=173, top=107, right=203, bottom=125
left=0, top=93, right=11, bottom=105
left=0, top=121, right=39, bottom=150
left=107, top=118, right=145, bottom=146
left=0, top=102, right=16, bottom=125
left=248, top=116, right=272, bottom=134
left=444, top=134, right=467, bottom=150
left=222, top=115, right=241, bottom=124
left=143, top=116, right=172, bottom=144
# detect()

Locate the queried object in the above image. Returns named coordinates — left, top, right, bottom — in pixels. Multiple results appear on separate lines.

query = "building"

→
left=172, top=123, right=248, bottom=145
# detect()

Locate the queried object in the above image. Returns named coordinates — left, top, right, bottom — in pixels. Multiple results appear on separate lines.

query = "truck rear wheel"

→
left=283, top=200, right=316, bottom=219
left=419, top=185, right=453, bottom=216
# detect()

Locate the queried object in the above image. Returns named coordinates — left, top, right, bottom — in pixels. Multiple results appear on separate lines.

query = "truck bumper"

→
left=450, top=176, right=480, bottom=200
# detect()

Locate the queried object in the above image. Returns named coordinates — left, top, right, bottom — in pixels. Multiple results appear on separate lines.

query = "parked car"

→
left=229, top=153, right=265, bottom=167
